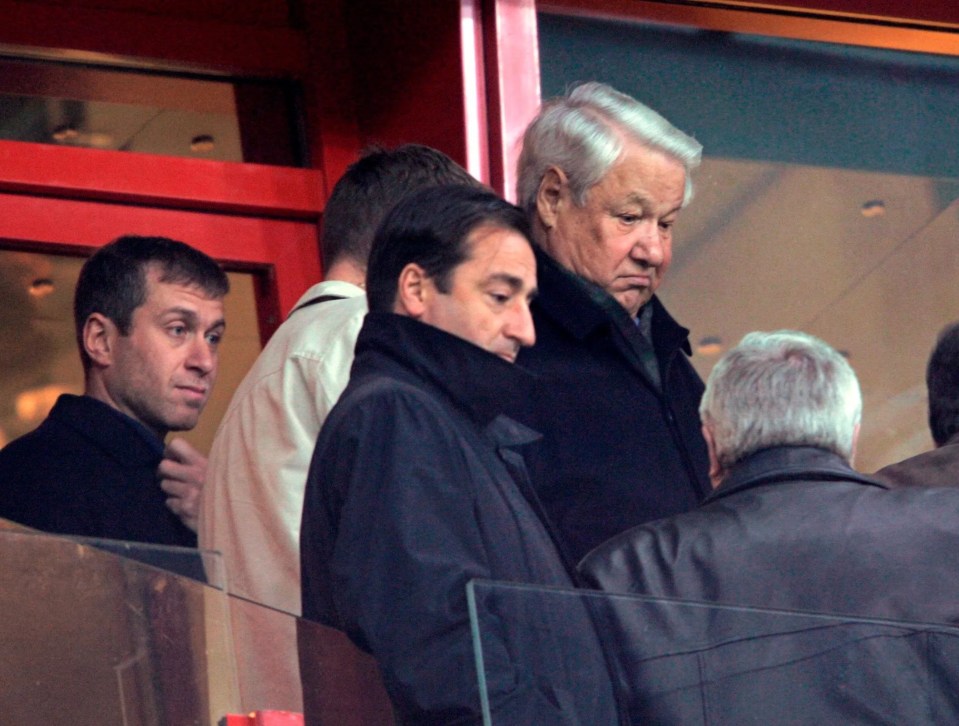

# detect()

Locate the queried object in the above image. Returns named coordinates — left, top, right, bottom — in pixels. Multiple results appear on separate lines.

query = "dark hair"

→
left=927, top=321, right=959, bottom=446
left=74, top=235, right=229, bottom=369
left=366, top=184, right=532, bottom=313
left=320, top=144, right=482, bottom=271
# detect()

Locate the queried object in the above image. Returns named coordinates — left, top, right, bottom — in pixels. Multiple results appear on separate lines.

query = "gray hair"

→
left=700, top=330, right=862, bottom=469
left=516, top=81, right=702, bottom=216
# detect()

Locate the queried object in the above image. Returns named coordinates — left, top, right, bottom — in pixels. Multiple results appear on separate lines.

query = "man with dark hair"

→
left=0, top=235, right=228, bottom=546
left=300, top=184, right=618, bottom=724
left=875, top=320, right=959, bottom=488
left=201, top=144, right=480, bottom=618
left=512, top=81, right=710, bottom=563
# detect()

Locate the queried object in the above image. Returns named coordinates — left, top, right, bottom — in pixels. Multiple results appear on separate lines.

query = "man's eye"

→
left=618, top=214, right=640, bottom=224
left=659, top=219, right=675, bottom=231
left=206, top=332, right=223, bottom=346
left=169, top=325, right=187, bottom=337
left=489, top=293, right=510, bottom=305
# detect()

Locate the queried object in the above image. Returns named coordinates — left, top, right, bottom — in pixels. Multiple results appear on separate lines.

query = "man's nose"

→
left=186, top=338, right=216, bottom=375
left=631, top=220, right=665, bottom=266
left=508, top=300, right=536, bottom=349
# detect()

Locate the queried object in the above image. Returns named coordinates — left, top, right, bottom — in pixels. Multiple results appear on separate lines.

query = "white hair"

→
left=516, top=81, right=702, bottom=216
left=700, top=330, right=862, bottom=469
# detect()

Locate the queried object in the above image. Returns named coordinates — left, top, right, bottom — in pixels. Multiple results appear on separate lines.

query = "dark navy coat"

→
left=514, top=247, right=710, bottom=562
left=301, top=313, right=619, bottom=725
left=0, top=394, right=196, bottom=547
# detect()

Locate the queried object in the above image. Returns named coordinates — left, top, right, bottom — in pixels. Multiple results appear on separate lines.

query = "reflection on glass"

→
left=0, top=57, right=304, bottom=166
left=0, top=523, right=397, bottom=723
left=469, top=579, right=959, bottom=725
left=0, top=527, right=236, bottom=725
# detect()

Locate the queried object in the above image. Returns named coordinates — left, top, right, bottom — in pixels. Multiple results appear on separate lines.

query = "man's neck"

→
left=323, top=259, right=366, bottom=288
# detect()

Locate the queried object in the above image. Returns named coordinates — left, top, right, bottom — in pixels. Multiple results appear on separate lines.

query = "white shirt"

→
left=201, top=279, right=367, bottom=614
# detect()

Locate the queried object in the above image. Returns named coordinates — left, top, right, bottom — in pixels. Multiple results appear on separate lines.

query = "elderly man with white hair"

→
left=513, top=81, right=710, bottom=563
left=580, top=329, right=959, bottom=625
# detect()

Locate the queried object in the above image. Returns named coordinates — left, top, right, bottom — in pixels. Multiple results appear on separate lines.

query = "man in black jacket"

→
left=300, top=185, right=618, bottom=724
left=514, top=81, right=710, bottom=562
left=579, top=329, right=959, bottom=723
left=0, top=235, right=228, bottom=546
left=875, top=320, right=959, bottom=488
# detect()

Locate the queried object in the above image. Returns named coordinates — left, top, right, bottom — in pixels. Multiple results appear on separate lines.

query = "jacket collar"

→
left=532, top=246, right=692, bottom=356
left=354, top=312, right=540, bottom=444
left=706, top=445, right=888, bottom=503
left=50, top=394, right=164, bottom=464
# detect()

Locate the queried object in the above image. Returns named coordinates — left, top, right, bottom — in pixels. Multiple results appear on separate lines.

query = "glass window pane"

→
left=0, top=56, right=305, bottom=166
left=539, top=13, right=959, bottom=470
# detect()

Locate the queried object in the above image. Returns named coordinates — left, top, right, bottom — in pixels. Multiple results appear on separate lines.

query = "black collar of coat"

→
left=49, top=393, right=165, bottom=466
left=354, top=312, right=541, bottom=440
left=531, top=245, right=693, bottom=356
left=706, top=445, right=888, bottom=503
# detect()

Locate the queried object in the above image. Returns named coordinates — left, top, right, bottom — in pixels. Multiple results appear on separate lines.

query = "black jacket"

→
left=578, top=446, right=959, bottom=724
left=580, top=445, right=959, bottom=623
left=0, top=394, right=196, bottom=547
left=513, top=247, right=709, bottom=562
left=300, top=313, right=619, bottom=725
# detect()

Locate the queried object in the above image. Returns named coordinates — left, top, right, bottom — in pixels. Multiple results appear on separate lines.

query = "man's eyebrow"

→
left=160, top=306, right=200, bottom=321
left=622, top=193, right=682, bottom=216
left=485, top=273, right=525, bottom=290
left=161, top=307, right=226, bottom=330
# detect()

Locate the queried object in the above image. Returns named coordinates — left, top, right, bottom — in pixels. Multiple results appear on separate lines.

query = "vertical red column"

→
left=479, top=0, right=541, bottom=201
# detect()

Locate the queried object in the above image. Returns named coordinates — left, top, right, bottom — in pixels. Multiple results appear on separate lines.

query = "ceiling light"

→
left=190, top=134, right=215, bottom=153
left=51, top=125, right=79, bottom=142
left=697, top=336, right=724, bottom=357
left=861, top=200, right=885, bottom=217
left=86, top=132, right=114, bottom=148
left=28, top=278, right=55, bottom=298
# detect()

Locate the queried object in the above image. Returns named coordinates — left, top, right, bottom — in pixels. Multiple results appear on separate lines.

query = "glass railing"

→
left=13, top=520, right=956, bottom=725
left=468, top=579, right=959, bottom=725
left=0, top=521, right=395, bottom=725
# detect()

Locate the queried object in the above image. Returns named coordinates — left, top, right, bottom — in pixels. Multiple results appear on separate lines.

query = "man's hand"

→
left=158, top=437, right=207, bottom=533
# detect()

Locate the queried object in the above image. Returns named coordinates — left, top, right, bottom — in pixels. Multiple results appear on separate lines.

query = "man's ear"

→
left=849, top=422, right=861, bottom=467
left=535, top=166, right=568, bottom=231
left=701, top=422, right=724, bottom=490
left=394, top=263, right=430, bottom=319
left=82, top=313, right=118, bottom=368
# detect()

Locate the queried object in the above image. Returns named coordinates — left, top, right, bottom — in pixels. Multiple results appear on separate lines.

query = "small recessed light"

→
left=190, top=134, right=216, bottom=153
left=697, top=335, right=724, bottom=357
left=87, top=132, right=114, bottom=149
left=861, top=200, right=886, bottom=217
left=28, top=278, right=55, bottom=298
left=51, top=125, right=79, bottom=142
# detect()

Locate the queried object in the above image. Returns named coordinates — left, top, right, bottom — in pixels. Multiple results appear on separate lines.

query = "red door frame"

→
left=0, top=140, right=325, bottom=343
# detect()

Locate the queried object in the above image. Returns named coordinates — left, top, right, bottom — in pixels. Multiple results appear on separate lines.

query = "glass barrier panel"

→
left=0, top=522, right=397, bottom=724
left=468, top=579, right=959, bottom=725
left=0, top=528, right=238, bottom=725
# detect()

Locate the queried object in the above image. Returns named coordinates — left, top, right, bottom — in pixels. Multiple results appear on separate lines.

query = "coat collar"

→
left=353, top=312, right=541, bottom=445
left=706, top=445, right=888, bottom=503
left=49, top=394, right=164, bottom=464
left=532, top=246, right=693, bottom=356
